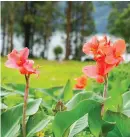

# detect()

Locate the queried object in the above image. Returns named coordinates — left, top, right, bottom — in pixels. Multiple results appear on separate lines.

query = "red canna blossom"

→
left=5, top=48, right=38, bottom=75
left=82, top=35, right=126, bottom=83
left=74, top=75, right=87, bottom=89
left=105, top=39, right=126, bottom=65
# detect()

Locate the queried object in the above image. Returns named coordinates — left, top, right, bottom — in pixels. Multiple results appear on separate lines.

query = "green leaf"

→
left=66, top=91, right=103, bottom=110
left=5, top=83, right=35, bottom=97
left=3, top=94, right=23, bottom=107
left=106, top=126, right=122, bottom=137
left=101, top=120, right=116, bottom=136
left=104, top=96, right=122, bottom=112
left=68, top=114, right=88, bottom=137
left=1, top=98, right=42, bottom=137
left=37, top=86, right=63, bottom=101
left=52, top=100, right=101, bottom=137
left=26, top=111, right=50, bottom=137
left=1, top=86, right=12, bottom=97
left=122, top=91, right=130, bottom=116
left=104, top=110, right=130, bottom=137
left=88, top=104, right=102, bottom=137
left=1, top=102, right=8, bottom=110
left=63, top=80, right=73, bottom=102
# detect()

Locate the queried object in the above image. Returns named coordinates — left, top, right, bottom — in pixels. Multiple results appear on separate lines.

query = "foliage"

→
left=53, top=46, right=63, bottom=60
left=107, top=2, right=130, bottom=52
left=1, top=36, right=130, bottom=137
left=1, top=61, right=130, bottom=136
left=1, top=1, right=95, bottom=59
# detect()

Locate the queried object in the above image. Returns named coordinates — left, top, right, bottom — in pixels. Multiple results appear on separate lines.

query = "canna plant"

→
left=1, top=35, right=130, bottom=137
left=5, top=48, right=39, bottom=137
left=52, top=36, right=130, bottom=137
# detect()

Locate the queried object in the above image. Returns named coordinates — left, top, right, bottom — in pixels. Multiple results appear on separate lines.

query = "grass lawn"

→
left=1, top=57, right=94, bottom=88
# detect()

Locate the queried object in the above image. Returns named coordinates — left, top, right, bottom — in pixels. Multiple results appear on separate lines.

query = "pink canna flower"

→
left=5, top=48, right=38, bottom=75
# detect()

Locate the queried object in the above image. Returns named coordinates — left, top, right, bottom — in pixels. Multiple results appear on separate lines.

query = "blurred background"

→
left=1, top=1, right=130, bottom=88
left=1, top=1, right=130, bottom=60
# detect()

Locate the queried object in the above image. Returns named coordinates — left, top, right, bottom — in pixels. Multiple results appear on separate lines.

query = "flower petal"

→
left=113, top=39, right=126, bottom=56
left=7, top=49, right=19, bottom=62
left=23, top=60, right=35, bottom=72
left=82, top=42, right=93, bottom=54
left=83, top=65, right=98, bottom=78
left=19, top=47, right=29, bottom=60
left=105, top=54, right=119, bottom=64
left=91, top=36, right=98, bottom=47
left=105, top=63, right=116, bottom=74
left=5, top=60, right=19, bottom=69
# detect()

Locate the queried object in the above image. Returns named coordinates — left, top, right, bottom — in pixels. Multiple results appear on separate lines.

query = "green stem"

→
left=22, top=74, right=30, bottom=137
left=101, top=74, right=108, bottom=116
left=103, top=75, right=108, bottom=98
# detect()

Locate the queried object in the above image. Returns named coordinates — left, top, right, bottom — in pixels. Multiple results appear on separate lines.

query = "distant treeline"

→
left=1, top=1, right=130, bottom=59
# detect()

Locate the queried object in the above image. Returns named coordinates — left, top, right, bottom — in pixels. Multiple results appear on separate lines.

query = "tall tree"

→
left=1, top=2, right=7, bottom=56
left=107, top=2, right=130, bottom=52
left=1, top=2, right=15, bottom=54
left=23, top=1, right=36, bottom=57
left=65, top=1, right=72, bottom=60
left=8, top=2, right=15, bottom=52
left=34, top=1, right=60, bottom=58
left=72, top=1, right=96, bottom=60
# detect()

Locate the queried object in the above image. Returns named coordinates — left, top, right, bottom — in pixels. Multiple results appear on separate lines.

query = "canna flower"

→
left=82, top=35, right=126, bottom=83
left=74, top=75, right=87, bottom=89
left=5, top=48, right=38, bottom=75
left=82, top=65, right=104, bottom=83
left=83, top=36, right=99, bottom=55
left=105, top=39, right=126, bottom=65
left=83, top=35, right=126, bottom=65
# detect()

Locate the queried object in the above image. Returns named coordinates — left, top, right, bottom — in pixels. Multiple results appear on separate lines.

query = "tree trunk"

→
left=65, top=1, right=72, bottom=60
left=1, top=18, right=6, bottom=56
left=10, top=11, right=14, bottom=52
left=42, top=35, right=47, bottom=59
left=80, top=1, right=86, bottom=57
left=24, top=1, right=31, bottom=49
left=7, top=23, right=10, bottom=54
left=81, top=1, right=86, bottom=38
left=8, top=2, right=14, bottom=53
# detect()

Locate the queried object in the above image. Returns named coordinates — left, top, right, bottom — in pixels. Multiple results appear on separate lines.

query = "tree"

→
left=1, top=2, right=7, bottom=56
left=1, top=2, right=15, bottom=55
left=72, top=2, right=95, bottom=60
left=34, top=1, right=61, bottom=59
left=65, top=1, right=72, bottom=60
left=107, top=2, right=130, bottom=52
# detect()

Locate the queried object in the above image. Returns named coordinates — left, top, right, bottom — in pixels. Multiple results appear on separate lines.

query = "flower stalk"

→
left=22, top=74, right=30, bottom=137
left=103, top=74, right=108, bottom=98
left=101, top=74, right=108, bottom=116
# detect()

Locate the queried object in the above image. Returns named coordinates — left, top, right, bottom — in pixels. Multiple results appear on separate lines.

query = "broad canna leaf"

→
left=1, top=98, right=42, bottom=137
left=63, top=80, right=73, bottom=102
left=122, top=91, right=130, bottom=117
left=88, top=103, right=102, bottom=137
left=5, top=83, right=35, bottom=97
left=52, top=100, right=101, bottom=137
left=1, top=86, right=12, bottom=97
left=68, top=114, right=88, bottom=137
left=36, top=86, right=63, bottom=102
left=26, top=111, right=51, bottom=137
left=104, top=110, right=130, bottom=137
left=66, top=91, right=103, bottom=110
left=1, top=102, right=8, bottom=110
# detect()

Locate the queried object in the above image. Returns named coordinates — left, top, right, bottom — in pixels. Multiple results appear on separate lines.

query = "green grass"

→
left=1, top=57, right=93, bottom=88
